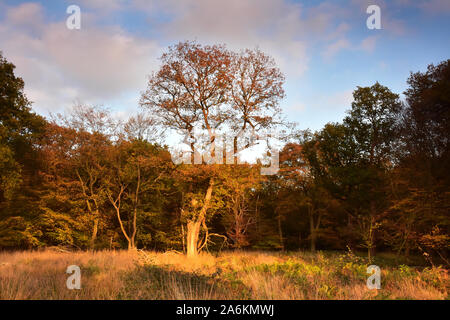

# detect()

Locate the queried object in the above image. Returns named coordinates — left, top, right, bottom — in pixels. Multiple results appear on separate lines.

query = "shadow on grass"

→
left=120, top=264, right=251, bottom=300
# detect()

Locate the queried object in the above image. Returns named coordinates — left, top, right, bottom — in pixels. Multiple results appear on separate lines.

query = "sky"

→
left=1, top=0, right=449, bottom=131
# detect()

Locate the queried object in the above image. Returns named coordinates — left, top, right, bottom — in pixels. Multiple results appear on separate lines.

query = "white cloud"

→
left=5, top=2, right=44, bottom=30
left=360, top=36, right=378, bottom=52
left=76, top=0, right=128, bottom=13
left=309, top=89, right=354, bottom=114
left=150, top=0, right=311, bottom=78
left=0, top=3, right=161, bottom=114
left=0, top=0, right=418, bottom=120
left=419, top=0, right=450, bottom=13
left=322, top=38, right=352, bottom=60
left=322, top=35, right=378, bottom=60
left=287, top=102, right=306, bottom=112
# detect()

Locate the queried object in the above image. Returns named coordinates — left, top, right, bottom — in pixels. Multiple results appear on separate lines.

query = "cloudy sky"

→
left=1, top=0, right=449, bottom=131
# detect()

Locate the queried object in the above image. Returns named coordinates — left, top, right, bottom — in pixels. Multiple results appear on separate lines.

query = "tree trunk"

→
left=368, top=203, right=376, bottom=263
left=130, top=233, right=136, bottom=250
left=310, top=215, right=316, bottom=253
left=277, top=211, right=284, bottom=251
left=108, top=188, right=135, bottom=251
left=405, top=244, right=410, bottom=258
left=186, top=220, right=202, bottom=257
left=233, top=135, right=238, bottom=165
left=90, top=217, right=99, bottom=249
left=185, top=180, right=214, bottom=258
left=298, top=232, right=302, bottom=249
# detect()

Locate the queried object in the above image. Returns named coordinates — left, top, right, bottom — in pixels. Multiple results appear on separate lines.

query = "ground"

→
left=0, top=249, right=447, bottom=300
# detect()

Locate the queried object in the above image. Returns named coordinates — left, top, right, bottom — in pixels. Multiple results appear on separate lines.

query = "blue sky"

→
left=1, top=0, right=449, bottom=131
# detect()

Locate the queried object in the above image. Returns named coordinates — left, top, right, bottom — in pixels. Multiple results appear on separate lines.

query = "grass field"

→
left=0, top=249, right=447, bottom=300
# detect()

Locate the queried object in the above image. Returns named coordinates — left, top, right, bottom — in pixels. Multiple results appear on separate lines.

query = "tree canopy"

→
left=0, top=47, right=448, bottom=265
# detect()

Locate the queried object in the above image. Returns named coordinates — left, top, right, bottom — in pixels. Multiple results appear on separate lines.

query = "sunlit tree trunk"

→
left=90, top=216, right=99, bottom=249
left=308, top=205, right=322, bottom=253
left=77, top=170, right=102, bottom=250
left=186, top=181, right=214, bottom=258
left=107, top=186, right=136, bottom=251
left=186, top=220, right=202, bottom=258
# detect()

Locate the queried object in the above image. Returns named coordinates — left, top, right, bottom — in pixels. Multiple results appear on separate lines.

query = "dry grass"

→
left=0, top=249, right=447, bottom=300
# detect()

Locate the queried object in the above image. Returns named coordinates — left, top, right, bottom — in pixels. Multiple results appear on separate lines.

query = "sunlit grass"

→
left=0, top=249, right=447, bottom=300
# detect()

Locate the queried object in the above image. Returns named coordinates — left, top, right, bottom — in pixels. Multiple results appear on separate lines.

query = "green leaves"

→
left=344, top=82, right=401, bottom=166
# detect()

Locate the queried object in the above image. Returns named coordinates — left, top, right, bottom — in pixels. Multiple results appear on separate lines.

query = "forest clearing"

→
left=1, top=2, right=449, bottom=305
left=0, top=249, right=447, bottom=300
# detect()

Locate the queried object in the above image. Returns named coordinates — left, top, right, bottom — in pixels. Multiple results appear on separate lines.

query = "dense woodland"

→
left=0, top=42, right=448, bottom=264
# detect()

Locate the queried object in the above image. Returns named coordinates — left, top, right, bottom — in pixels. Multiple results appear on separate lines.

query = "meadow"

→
left=0, top=249, right=447, bottom=300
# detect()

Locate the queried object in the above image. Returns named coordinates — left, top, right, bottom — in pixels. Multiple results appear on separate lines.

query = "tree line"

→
left=0, top=42, right=448, bottom=263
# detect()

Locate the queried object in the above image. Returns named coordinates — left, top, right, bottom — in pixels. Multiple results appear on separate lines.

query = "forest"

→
left=0, top=41, right=449, bottom=266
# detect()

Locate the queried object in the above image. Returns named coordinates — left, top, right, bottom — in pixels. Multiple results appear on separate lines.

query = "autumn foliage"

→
left=0, top=45, right=448, bottom=267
